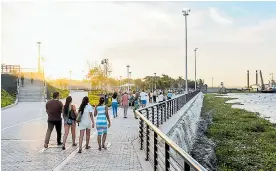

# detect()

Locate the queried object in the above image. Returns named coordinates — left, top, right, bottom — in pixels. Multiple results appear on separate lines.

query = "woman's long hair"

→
left=98, top=97, right=105, bottom=106
left=64, top=96, right=72, bottom=116
left=78, top=96, right=89, bottom=114
left=112, top=92, right=117, bottom=99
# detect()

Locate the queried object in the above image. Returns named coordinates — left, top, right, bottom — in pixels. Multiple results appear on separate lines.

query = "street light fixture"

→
left=126, top=65, right=130, bottom=92
left=41, top=56, right=45, bottom=83
left=182, top=9, right=191, bottom=94
left=120, top=76, right=122, bottom=90
left=101, top=59, right=109, bottom=92
left=194, top=48, right=198, bottom=90
left=69, top=70, right=72, bottom=93
left=154, top=73, right=157, bottom=90
left=37, top=42, right=41, bottom=73
left=212, top=77, right=214, bottom=89
left=129, top=72, right=132, bottom=91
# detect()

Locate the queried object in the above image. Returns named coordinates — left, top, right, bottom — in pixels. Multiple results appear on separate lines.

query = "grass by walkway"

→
left=1, top=89, right=16, bottom=107
left=46, top=83, right=69, bottom=99
left=203, top=94, right=276, bottom=171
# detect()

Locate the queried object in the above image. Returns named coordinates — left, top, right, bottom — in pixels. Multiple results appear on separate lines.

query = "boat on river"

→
left=261, top=84, right=276, bottom=93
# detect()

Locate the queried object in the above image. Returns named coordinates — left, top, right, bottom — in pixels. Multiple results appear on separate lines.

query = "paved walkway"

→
left=1, top=91, right=145, bottom=171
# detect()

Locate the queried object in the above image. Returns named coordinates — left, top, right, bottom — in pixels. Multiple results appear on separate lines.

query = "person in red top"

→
left=121, top=92, right=129, bottom=118
left=44, top=92, right=63, bottom=148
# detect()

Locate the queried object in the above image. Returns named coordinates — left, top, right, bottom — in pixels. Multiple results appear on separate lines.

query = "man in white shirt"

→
left=158, top=92, right=164, bottom=103
left=140, top=90, right=147, bottom=108
left=153, top=90, right=157, bottom=103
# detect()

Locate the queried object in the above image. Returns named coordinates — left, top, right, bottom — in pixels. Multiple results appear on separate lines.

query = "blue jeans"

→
left=112, top=102, right=118, bottom=117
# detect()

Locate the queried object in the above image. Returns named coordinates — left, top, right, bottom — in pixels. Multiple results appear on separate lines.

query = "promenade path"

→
left=1, top=91, right=148, bottom=171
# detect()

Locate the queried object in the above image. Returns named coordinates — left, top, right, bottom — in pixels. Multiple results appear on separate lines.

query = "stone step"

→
left=18, top=95, right=45, bottom=99
left=19, top=91, right=44, bottom=95
left=18, top=98, right=45, bottom=102
left=19, top=88, right=44, bottom=92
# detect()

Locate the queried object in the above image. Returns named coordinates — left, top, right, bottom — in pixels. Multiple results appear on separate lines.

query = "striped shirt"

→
left=96, top=105, right=107, bottom=128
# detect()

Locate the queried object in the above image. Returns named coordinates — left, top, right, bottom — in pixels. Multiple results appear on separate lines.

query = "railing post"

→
left=160, top=104, right=163, bottom=124
left=184, top=161, right=190, bottom=171
left=170, top=100, right=173, bottom=117
left=164, top=101, right=167, bottom=121
left=139, top=117, right=144, bottom=150
left=145, top=108, right=150, bottom=161
left=179, top=97, right=181, bottom=110
left=165, top=142, right=170, bottom=171
left=184, top=94, right=187, bottom=104
left=156, top=105, right=159, bottom=127
left=182, top=95, right=184, bottom=107
left=176, top=98, right=178, bottom=111
left=173, top=100, right=176, bottom=114
left=152, top=107, right=155, bottom=125
left=145, top=123, right=150, bottom=161
left=154, top=132, right=158, bottom=171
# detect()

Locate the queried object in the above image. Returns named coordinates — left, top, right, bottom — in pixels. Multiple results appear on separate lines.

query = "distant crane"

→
left=260, top=70, right=265, bottom=90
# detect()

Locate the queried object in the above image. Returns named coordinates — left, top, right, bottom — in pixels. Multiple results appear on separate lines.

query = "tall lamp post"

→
left=108, top=70, right=112, bottom=91
left=194, top=48, right=198, bottom=90
left=154, top=73, right=157, bottom=90
left=101, top=59, right=108, bottom=92
left=69, top=70, right=72, bottom=93
left=120, top=76, right=122, bottom=90
left=182, top=9, right=190, bottom=94
left=212, top=77, right=214, bottom=89
left=129, top=72, right=132, bottom=91
left=37, top=42, right=41, bottom=73
left=41, top=56, right=45, bottom=83
left=126, top=65, right=130, bottom=92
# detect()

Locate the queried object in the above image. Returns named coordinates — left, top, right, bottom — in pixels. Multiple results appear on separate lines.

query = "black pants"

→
left=44, top=120, right=62, bottom=144
left=153, top=96, right=157, bottom=103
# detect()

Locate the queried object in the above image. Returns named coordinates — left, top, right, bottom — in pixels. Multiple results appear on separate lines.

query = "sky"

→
left=2, top=1, right=276, bottom=88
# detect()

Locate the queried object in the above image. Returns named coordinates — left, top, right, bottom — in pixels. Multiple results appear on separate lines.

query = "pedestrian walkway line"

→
left=1, top=116, right=46, bottom=131
left=52, top=130, right=97, bottom=171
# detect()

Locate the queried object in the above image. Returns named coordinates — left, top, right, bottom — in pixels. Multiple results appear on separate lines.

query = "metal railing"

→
left=135, top=91, right=207, bottom=171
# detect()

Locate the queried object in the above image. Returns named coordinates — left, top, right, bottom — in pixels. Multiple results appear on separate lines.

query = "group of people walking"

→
left=111, top=91, right=140, bottom=119
left=44, top=92, right=111, bottom=153
left=44, top=89, right=175, bottom=153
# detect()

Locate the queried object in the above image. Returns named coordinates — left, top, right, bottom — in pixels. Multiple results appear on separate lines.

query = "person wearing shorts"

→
left=140, top=90, right=147, bottom=108
left=94, top=97, right=111, bottom=151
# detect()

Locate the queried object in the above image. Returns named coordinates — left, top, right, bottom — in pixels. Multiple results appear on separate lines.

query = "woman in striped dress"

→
left=94, top=97, right=111, bottom=151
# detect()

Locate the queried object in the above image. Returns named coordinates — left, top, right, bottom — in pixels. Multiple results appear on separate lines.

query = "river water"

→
left=224, top=93, right=276, bottom=123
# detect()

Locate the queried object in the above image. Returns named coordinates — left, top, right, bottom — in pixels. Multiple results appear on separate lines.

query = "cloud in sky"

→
left=209, top=7, right=233, bottom=25
left=2, top=1, right=276, bottom=87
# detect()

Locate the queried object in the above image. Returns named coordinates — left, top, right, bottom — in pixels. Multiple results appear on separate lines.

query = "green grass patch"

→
left=46, top=83, right=69, bottom=99
left=1, top=89, right=16, bottom=107
left=203, top=94, right=276, bottom=171
left=88, top=91, right=112, bottom=107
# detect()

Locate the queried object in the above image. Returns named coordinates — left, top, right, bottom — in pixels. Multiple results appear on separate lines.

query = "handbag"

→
left=65, top=106, right=75, bottom=125
left=68, top=106, right=76, bottom=121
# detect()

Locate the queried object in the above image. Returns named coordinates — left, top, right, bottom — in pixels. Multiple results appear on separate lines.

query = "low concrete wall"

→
left=159, top=92, right=204, bottom=152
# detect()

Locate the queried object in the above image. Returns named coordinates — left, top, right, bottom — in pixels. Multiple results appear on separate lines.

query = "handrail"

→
left=135, top=91, right=207, bottom=171
left=135, top=111, right=206, bottom=171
